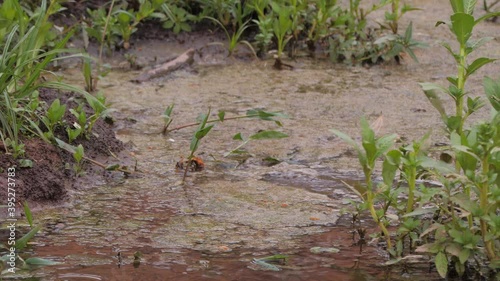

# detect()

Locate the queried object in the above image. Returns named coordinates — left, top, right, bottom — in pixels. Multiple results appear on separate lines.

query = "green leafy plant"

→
left=0, top=202, right=60, bottom=275
left=85, top=5, right=119, bottom=53
left=204, top=17, right=256, bottom=57
left=306, top=0, right=340, bottom=54
left=420, top=2, right=498, bottom=139
left=163, top=106, right=286, bottom=134
left=250, top=0, right=273, bottom=56
left=115, top=0, right=159, bottom=49
left=0, top=0, right=83, bottom=158
left=337, top=1, right=500, bottom=278
left=161, top=104, right=175, bottom=134
left=382, top=0, right=420, bottom=34
left=40, top=98, right=66, bottom=141
left=72, top=144, right=85, bottom=176
left=82, top=92, right=113, bottom=138
left=157, top=3, right=195, bottom=34
left=332, top=117, right=397, bottom=250
left=67, top=105, right=86, bottom=143
left=164, top=105, right=287, bottom=179
left=183, top=108, right=214, bottom=181
left=270, top=2, right=293, bottom=69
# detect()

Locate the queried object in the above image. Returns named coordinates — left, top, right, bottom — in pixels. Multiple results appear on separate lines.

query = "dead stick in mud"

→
left=132, top=48, right=195, bottom=83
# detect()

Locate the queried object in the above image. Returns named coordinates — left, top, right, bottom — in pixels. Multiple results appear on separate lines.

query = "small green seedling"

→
left=161, top=104, right=175, bottom=134
left=183, top=108, right=214, bottom=181
left=41, top=98, right=66, bottom=141
left=270, top=2, right=293, bottom=69
left=72, top=144, right=85, bottom=176
left=204, top=17, right=257, bottom=58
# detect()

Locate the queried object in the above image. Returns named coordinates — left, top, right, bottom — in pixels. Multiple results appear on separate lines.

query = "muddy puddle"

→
left=5, top=0, right=500, bottom=279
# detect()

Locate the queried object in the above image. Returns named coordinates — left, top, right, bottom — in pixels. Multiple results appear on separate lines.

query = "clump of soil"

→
left=0, top=88, right=126, bottom=206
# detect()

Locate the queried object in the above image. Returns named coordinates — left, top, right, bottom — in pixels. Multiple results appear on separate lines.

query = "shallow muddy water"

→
left=6, top=0, right=500, bottom=280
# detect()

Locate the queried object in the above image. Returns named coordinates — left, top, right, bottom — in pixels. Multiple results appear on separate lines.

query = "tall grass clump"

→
left=0, top=0, right=104, bottom=158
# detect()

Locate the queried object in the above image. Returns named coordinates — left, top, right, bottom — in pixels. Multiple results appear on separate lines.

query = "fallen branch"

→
left=132, top=48, right=195, bottom=83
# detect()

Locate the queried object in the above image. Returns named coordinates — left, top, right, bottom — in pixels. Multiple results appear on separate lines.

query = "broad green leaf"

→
left=418, top=155, right=455, bottom=173
left=55, top=137, right=77, bottom=154
left=402, top=207, right=439, bottom=217
left=474, top=11, right=500, bottom=25
left=435, top=251, right=448, bottom=278
left=404, top=22, right=413, bottom=43
left=47, top=99, right=66, bottom=124
left=382, top=149, right=401, bottom=187
left=246, top=109, right=287, bottom=121
left=195, top=124, right=214, bottom=140
left=451, top=193, right=477, bottom=213
left=164, top=104, right=174, bottom=119
left=360, top=117, right=376, bottom=162
left=447, top=76, right=458, bottom=87
left=452, top=144, right=481, bottom=161
left=23, top=202, right=33, bottom=228
left=455, top=260, right=465, bottom=276
left=374, top=134, right=397, bottom=160
left=466, top=57, right=496, bottom=78
left=483, top=77, right=500, bottom=111
left=450, top=13, right=474, bottom=46
left=218, top=110, right=225, bottom=122
left=445, top=116, right=461, bottom=131
left=420, top=223, right=444, bottom=238
left=446, top=243, right=462, bottom=257
left=16, top=225, right=41, bottom=250
left=331, top=128, right=367, bottom=168
left=466, top=37, right=493, bottom=54
left=331, top=129, right=358, bottom=149
left=73, top=144, right=84, bottom=163
left=421, top=83, right=448, bottom=119
left=232, top=132, right=243, bottom=141
left=249, top=130, right=288, bottom=140
left=18, top=159, right=33, bottom=168
left=25, top=257, right=61, bottom=265
left=450, top=0, right=465, bottom=13
left=458, top=248, right=470, bottom=264
left=464, top=0, right=477, bottom=14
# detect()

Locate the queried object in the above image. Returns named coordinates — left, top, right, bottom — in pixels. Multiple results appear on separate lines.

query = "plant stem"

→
left=480, top=155, right=496, bottom=260
left=367, top=191, right=393, bottom=250
left=457, top=43, right=474, bottom=228
left=456, top=44, right=466, bottom=138
left=97, top=0, right=116, bottom=90
left=164, top=114, right=264, bottom=134
left=366, top=172, right=392, bottom=251
left=391, top=0, right=400, bottom=33
left=406, top=161, right=416, bottom=213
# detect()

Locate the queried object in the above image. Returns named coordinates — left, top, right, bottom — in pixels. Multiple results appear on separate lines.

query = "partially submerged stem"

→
left=83, top=155, right=141, bottom=175
left=366, top=172, right=392, bottom=251
left=164, top=113, right=275, bottom=134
